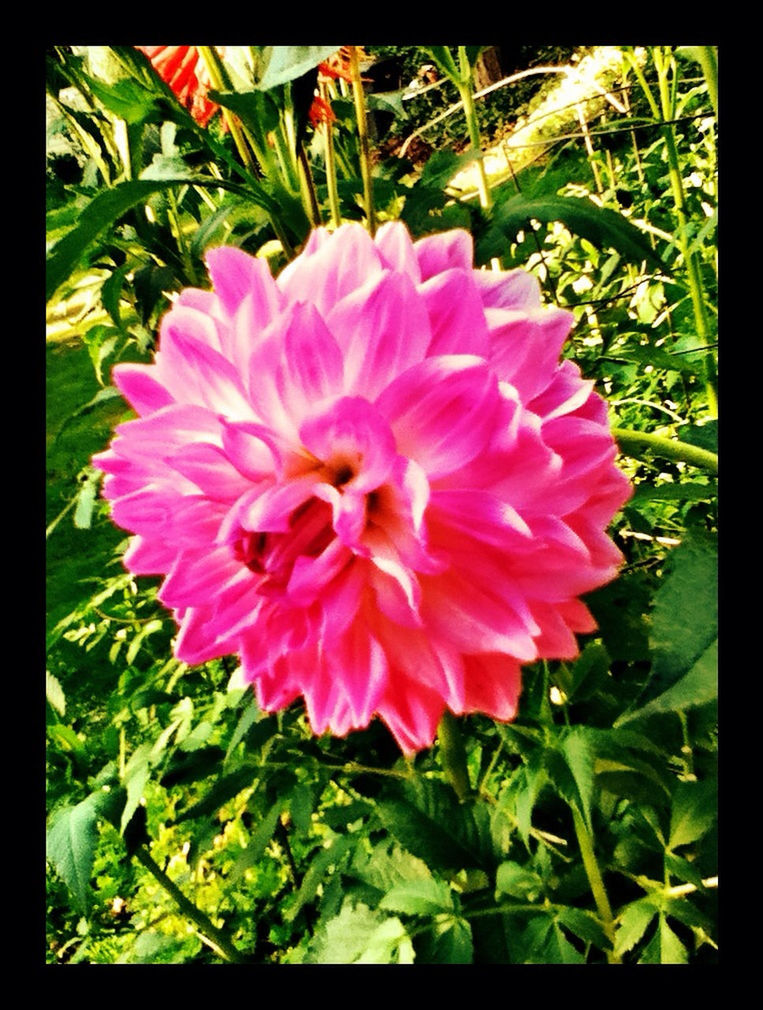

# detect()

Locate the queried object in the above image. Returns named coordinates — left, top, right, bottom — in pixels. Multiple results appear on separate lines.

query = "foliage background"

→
left=46, top=44, right=717, bottom=964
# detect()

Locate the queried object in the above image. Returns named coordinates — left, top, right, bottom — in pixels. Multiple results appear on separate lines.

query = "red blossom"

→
left=137, top=45, right=220, bottom=127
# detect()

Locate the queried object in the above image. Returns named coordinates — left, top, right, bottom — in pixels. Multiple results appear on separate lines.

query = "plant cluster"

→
left=46, top=44, right=717, bottom=964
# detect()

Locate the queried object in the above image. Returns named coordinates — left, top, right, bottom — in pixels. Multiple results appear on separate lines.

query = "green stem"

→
left=197, top=47, right=257, bottom=179
left=134, top=845, right=248, bottom=963
left=297, top=143, right=322, bottom=228
left=695, top=46, right=718, bottom=117
left=437, top=710, right=471, bottom=801
left=321, top=81, right=342, bottom=228
left=652, top=47, right=716, bottom=416
left=349, top=45, right=376, bottom=235
left=571, top=806, right=621, bottom=964
left=456, top=48, right=491, bottom=212
left=612, top=426, right=717, bottom=473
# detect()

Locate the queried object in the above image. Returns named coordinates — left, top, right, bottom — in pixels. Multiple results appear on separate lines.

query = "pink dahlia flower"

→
left=94, top=223, right=631, bottom=752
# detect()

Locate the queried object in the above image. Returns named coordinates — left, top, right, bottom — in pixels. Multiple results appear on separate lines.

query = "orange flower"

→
left=137, top=46, right=221, bottom=126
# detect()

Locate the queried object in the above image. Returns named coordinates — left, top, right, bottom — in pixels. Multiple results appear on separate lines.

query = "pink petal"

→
left=277, top=222, right=384, bottom=316
left=374, top=221, right=421, bottom=282
left=419, top=268, right=490, bottom=358
left=413, top=229, right=474, bottom=281
left=376, top=355, right=502, bottom=479
left=206, top=245, right=280, bottom=317
left=112, top=363, right=174, bottom=416
left=326, top=269, right=431, bottom=400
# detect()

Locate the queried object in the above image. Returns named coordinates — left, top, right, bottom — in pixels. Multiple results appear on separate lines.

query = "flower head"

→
left=94, top=222, right=631, bottom=752
left=137, top=46, right=220, bottom=126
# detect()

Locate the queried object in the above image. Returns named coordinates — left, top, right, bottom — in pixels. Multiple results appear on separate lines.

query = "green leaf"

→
left=307, top=901, right=387, bottom=964
left=418, top=916, right=474, bottom=963
left=423, top=46, right=460, bottom=84
left=46, top=670, right=66, bottom=716
left=495, top=861, right=542, bottom=900
left=46, top=180, right=183, bottom=301
left=84, top=74, right=157, bottom=124
left=649, top=914, right=688, bottom=964
left=231, top=799, right=285, bottom=881
left=120, top=742, right=152, bottom=834
left=288, top=783, right=316, bottom=835
left=72, top=469, right=100, bottom=530
left=46, top=788, right=123, bottom=912
left=379, top=878, right=454, bottom=917
left=630, top=481, right=715, bottom=505
left=257, top=46, right=341, bottom=90
left=285, top=834, right=354, bottom=923
left=100, top=262, right=131, bottom=329
left=355, top=916, right=415, bottom=964
left=617, top=534, right=717, bottom=724
left=174, top=766, right=255, bottom=823
left=556, top=906, right=609, bottom=949
left=559, top=727, right=597, bottom=831
left=668, top=778, right=718, bottom=850
left=615, top=898, right=657, bottom=956
left=493, top=194, right=666, bottom=271
left=377, top=779, right=494, bottom=871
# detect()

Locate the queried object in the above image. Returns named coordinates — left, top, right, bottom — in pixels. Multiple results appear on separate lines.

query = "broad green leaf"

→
left=617, top=534, right=717, bottom=724
left=379, top=878, right=454, bottom=917
left=46, top=787, right=123, bottom=912
left=355, top=917, right=415, bottom=964
left=522, top=914, right=585, bottom=964
left=556, top=906, right=609, bottom=949
left=224, top=698, right=259, bottom=766
left=559, top=727, right=597, bottom=831
left=288, top=784, right=316, bottom=835
left=611, top=344, right=704, bottom=376
left=100, top=262, right=130, bottom=330
left=493, top=194, right=666, bottom=271
left=615, top=898, right=657, bottom=956
left=84, top=74, right=157, bottom=124
left=631, top=481, right=715, bottom=505
left=621, top=638, right=717, bottom=724
left=641, top=914, right=688, bottom=964
left=256, top=46, right=341, bottom=90
left=349, top=840, right=433, bottom=895
left=73, top=468, right=101, bottom=530
left=496, top=860, right=542, bottom=899
left=46, top=180, right=184, bottom=301
left=46, top=670, right=66, bottom=716
left=664, top=853, right=707, bottom=889
left=668, top=777, right=718, bottom=850
left=423, top=46, right=460, bottom=83
left=377, top=779, right=494, bottom=871
left=417, top=916, right=474, bottom=964
left=120, top=742, right=152, bottom=834
left=308, top=901, right=385, bottom=964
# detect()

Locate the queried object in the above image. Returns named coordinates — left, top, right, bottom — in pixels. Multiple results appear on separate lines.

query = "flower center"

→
left=234, top=498, right=335, bottom=594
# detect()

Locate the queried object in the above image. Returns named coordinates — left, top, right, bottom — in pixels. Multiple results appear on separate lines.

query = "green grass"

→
left=46, top=338, right=129, bottom=636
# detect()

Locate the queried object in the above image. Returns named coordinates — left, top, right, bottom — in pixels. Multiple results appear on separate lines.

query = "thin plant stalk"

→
left=297, top=144, right=322, bottom=227
left=628, top=47, right=717, bottom=416
left=349, top=45, right=376, bottom=236
left=571, top=807, right=621, bottom=964
left=134, top=845, right=247, bottom=963
left=612, top=427, right=718, bottom=473
left=197, top=47, right=295, bottom=259
left=321, top=80, right=342, bottom=228
left=197, top=47, right=258, bottom=179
